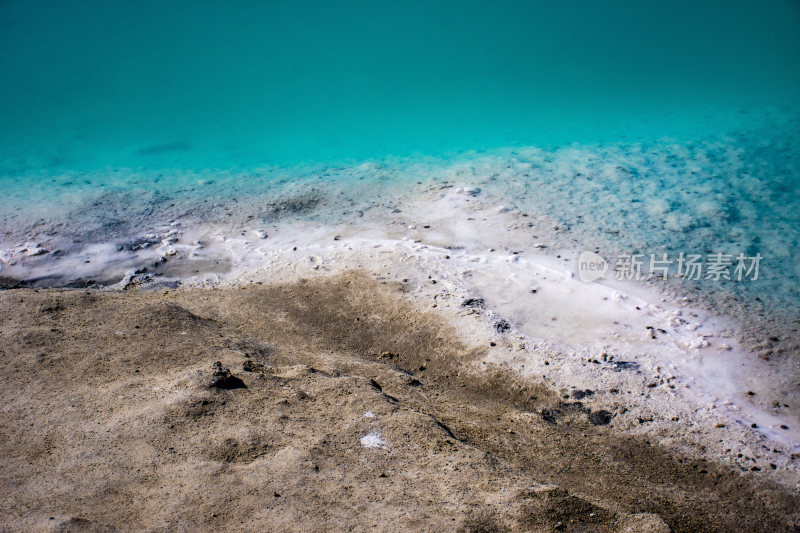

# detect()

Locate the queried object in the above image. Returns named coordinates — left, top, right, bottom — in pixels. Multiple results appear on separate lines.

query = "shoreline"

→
left=2, top=178, right=799, bottom=455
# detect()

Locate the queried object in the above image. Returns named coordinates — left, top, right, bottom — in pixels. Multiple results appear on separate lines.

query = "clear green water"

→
left=1, top=0, right=799, bottom=171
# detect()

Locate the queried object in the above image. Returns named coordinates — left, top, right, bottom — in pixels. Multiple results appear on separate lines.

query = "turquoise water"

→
left=1, top=0, right=800, bottom=327
left=1, top=0, right=799, bottom=172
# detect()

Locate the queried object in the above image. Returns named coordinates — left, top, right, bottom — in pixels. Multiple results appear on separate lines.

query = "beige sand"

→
left=1, top=272, right=798, bottom=532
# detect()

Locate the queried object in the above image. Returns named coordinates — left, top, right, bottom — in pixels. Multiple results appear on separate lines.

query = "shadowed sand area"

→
left=1, top=272, right=798, bottom=532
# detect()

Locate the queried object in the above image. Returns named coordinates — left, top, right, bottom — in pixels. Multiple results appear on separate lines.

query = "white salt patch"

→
left=363, top=411, right=375, bottom=418
left=360, top=431, right=387, bottom=449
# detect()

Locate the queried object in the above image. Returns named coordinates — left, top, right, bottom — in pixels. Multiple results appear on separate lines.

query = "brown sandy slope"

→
left=0, top=272, right=798, bottom=532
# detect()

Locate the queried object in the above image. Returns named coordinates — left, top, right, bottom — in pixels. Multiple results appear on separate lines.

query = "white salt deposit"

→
left=360, top=431, right=387, bottom=449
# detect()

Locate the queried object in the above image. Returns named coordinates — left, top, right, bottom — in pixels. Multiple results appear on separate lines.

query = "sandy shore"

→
left=1, top=271, right=799, bottom=532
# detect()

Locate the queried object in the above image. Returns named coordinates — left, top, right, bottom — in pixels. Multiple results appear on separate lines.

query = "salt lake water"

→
left=2, top=0, right=799, bottom=169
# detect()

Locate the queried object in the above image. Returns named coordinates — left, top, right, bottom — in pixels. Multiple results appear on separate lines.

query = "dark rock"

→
left=541, top=409, right=559, bottom=424
left=609, top=360, right=640, bottom=372
left=242, top=360, right=264, bottom=373
left=461, top=298, right=485, bottom=309
left=559, top=401, right=587, bottom=412
left=494, top=319, right=511, bottom=334
left=210, top=362, right=246, bottom=390
left=589, top=410, right=613, bottom=425
left=571, top=389, right=594, bottom=400
left=541, top=402, right=589, bottom=425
